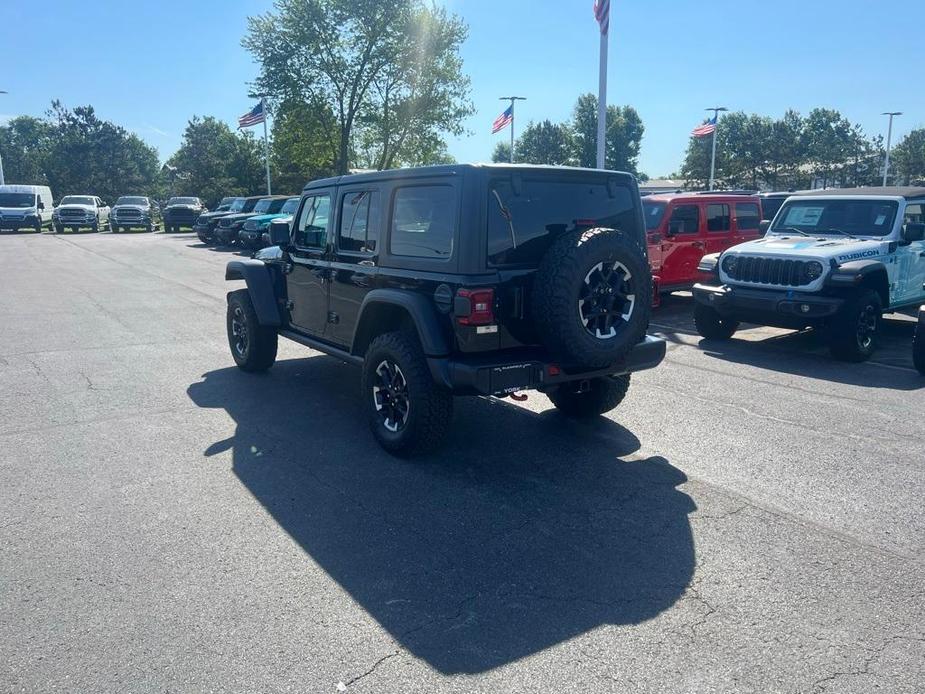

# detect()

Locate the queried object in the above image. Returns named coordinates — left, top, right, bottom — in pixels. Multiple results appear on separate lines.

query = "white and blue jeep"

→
left=693, top=187, right=925, bottom=362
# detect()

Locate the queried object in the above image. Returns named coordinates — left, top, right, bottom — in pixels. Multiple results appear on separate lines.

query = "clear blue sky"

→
left=4, top=0, right=924, bottom=177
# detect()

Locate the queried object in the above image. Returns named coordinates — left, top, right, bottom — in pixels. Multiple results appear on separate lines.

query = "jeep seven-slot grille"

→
left=726, top=256, right=816, bottom=287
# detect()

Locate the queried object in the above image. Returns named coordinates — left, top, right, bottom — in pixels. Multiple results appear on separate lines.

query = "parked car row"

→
left=193, top=194, right=299, bottom=250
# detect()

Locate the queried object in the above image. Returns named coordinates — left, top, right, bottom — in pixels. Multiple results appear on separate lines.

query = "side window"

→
left=338, top=191, right=379, bottom=254
left=294, top=195, right=331, bottom=249
left=735, top=202, right=760, bottom=231
left=667, top=204, right=699, bottom=234
left=904, top=203, right=923, bottom=225
left=390, top=185, right=455, bottom=258
left=706, top=203, right=731, bottom=232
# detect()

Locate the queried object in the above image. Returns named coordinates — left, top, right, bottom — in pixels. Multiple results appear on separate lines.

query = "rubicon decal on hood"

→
left=837, top=249, right=880, bottom=262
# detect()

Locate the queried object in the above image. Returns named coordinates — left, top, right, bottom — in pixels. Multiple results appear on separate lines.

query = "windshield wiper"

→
left=816, top=227, right=857, bottom=239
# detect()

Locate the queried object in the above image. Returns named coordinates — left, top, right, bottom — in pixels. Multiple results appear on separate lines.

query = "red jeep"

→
left=643, top=192, right=763, bottom=294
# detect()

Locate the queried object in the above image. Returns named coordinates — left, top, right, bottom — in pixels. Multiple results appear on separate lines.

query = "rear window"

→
left=488, top=178, right=637, bottom=266
left=735, top=202, right=760, bottom=230
left=390, top=186, right=455, bottom=258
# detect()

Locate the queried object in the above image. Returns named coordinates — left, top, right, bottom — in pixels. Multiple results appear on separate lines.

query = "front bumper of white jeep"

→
left=693, top=283, right=845, bottom=327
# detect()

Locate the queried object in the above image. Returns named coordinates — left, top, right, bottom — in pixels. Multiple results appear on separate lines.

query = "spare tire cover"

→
left=531, top=227, right=651, bottom=368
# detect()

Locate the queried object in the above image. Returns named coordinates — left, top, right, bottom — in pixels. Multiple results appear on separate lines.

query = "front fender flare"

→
left=225, top=259, right=282, bottom=326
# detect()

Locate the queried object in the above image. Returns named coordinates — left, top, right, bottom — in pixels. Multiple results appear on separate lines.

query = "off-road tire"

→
left=54, top=225, right=62, bottom=233
left=913, top=314, right=925, bottom=375
left=90, top=221, right=99, bottom=233
left=532, top=227, right=651, bottom=369
left=548, top=374, right=631, bottom=418
left=829, top=289, right=881, bottom=362
left=226, top=289, right=278, bottom=372
left=694, top=303, right=740, bottom=340
left=361, top=331, right=453, bottom=456
left=146, top=223, right=154, bottom=233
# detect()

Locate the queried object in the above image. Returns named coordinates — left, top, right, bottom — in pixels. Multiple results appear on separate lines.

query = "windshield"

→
left=0, top=192, right=36, bottom=208
left=641, top=200, right=667, bottom=231
left=253, top=199, right=274, bottom=214
left=115, top=196, right=148, bottom=206
left=60, top=196, right=95, bottom=206
left=281, top=197, right=300, bottom=214
left=228, top=198, right=246, bottom=212
left=168, top=197, right=199, bottom=205
left=242, top=198, right=260, bottom=213
left=219, top=197, right=235, bottom=206
left=771, top=199, right=898, bottom=237
left=487, top=177, right=637, bottom=266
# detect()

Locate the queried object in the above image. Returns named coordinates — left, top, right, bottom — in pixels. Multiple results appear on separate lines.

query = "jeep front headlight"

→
left=721, top=254, right=738, bottom=274
left=805, top=261, right=824, bottom=281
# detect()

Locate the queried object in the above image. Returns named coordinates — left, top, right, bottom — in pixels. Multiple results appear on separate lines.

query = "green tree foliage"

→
left=271, top=99, right=338, bottom=193
left=39, top=102, right=159, bottom=201
left=570, top=94, right=644, bottom=173
left=679, top=108, right=882, bottom=190
left=890, top=128, right=925, bottom=184
left=166, top=116, right=265, bottom=206
left=0, top=116, right=52, bottom=184
left=491, top=141, right=512, bottom=163
left=515, top=120, right=574, bottom=165
left=244, top=0, right=472, bottom=174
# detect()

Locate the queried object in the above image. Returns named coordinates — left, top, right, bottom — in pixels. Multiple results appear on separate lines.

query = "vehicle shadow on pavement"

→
left=187, top=357, right=696, bottom=674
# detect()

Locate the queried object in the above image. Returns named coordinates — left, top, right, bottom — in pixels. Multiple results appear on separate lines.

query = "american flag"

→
left=593, top=0, right=610, bottom=35
left=492, top=105, right=513, bottom=134
left=238, top=102, right=266, bottom=129
left=691, top=116, right=717, bottom=138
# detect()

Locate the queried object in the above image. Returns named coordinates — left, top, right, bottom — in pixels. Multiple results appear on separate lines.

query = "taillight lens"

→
left=456, top=288, right=495, bottom=326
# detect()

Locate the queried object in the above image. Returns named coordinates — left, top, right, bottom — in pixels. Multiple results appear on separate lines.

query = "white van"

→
left=0, top=184, right=55, bottom=232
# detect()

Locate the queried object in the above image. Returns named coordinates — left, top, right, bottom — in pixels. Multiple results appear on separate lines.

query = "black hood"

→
left=219, top=212, right=259, bottom=225
left=198, top=209, right=237, bottom=221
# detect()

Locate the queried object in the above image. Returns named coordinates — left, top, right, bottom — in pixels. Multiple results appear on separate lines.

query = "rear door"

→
left=660, top=203, right=702, bottom=288
left=898, top=202, right=925, bottom=306
left=329, top=187, right=381, bottom=347
left=288, top=192, right=333, bottom=336
left=733, top=200, right=761, bottom=244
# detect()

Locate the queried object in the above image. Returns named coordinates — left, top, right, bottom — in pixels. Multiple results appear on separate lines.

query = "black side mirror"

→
left=268, top=218, right=291, bottom=248
left=38, top=201, right=45, bottom=210
left=759, top=219, right=771, bottom=234
left=904, top=222, right=925, bottom=243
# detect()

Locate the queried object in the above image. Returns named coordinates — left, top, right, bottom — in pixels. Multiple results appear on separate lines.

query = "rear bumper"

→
left=427, top=335, right=667, bottom=396
left=693, top=282, right=844, bottom=325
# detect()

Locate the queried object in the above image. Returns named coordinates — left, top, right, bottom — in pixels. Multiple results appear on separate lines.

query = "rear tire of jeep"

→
left=532, top=227, right=651, bottom=369
left=694, top=303, right=739, bottom=340
left=829, top=289, right=881, bottom=362
left=362, top=331, right=453, bottom=456
left=226, top=289, right=278, bottom=373
left=548, top=374, right=631, bottom=418
left=912, top=318, right=925, bottom=375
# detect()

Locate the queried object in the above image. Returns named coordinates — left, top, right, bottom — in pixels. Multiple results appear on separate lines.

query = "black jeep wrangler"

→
left=224, top=164, right=665, bottom=454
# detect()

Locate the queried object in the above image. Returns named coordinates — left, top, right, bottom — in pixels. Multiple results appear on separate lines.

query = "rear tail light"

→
left=455, top=288, right=495, bottom=326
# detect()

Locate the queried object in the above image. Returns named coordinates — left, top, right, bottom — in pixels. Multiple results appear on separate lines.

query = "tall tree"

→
left=515, top=120, right=574, bottom=165
left=271, top=99, right=338, bottom=193
left=891, top=128, right=925, bottom=184
left=166, top=116, right=265, bottom=206
left=571, top=94, right=644, bottom=173
left=801, top=108, right=855, bottom=189
left=244, top=0, right=471, bottom=174
left=43, top=101, right=159, bottom=202
left=491, top=141, right=512, bottom=163
left=0, top=116, right=52, bottom=185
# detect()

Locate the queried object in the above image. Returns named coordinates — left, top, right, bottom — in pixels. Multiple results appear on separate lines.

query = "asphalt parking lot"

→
left=1, top=230, right=923, bottom=693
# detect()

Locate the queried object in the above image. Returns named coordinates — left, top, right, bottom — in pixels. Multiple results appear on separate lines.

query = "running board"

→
left=279, top=329, right=363, bottom=366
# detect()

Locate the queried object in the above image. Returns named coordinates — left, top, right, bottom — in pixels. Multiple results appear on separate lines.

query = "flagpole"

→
left=261, top=97, right=272, bottom=195
left=499, top=96, right=526, bottom=164
left=705, top=106, right=728, bottom=191
left=596, top=24, right=608, bottom=169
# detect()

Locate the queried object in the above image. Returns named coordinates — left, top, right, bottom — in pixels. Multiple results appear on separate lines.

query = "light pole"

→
left=0, top=90, right=8, bottom=186
left=882, top=111, right=902, bottom=187
left=705, top=106, right=728, bottom=191
left=498, top=96, right=526, bottom=163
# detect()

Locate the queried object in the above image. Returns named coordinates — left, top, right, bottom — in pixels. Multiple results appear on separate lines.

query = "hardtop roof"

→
left=642, top=191, right=760, bottom=203
left=791, top=186, right=925, bottom=200
left=302, top=163, right=638, bottom=192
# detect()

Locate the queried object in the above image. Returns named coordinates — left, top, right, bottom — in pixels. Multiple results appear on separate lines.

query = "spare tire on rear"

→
left=531, top=227, right=651, bottom=368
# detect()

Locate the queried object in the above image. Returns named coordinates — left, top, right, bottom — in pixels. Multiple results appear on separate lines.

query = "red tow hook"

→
left=510, top=392, right=528, bottom=401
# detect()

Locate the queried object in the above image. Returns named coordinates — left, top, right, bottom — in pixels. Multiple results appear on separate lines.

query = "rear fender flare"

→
left=225, top=259, right=282, bottom=326
left=352, top=289, right=450, bottom=357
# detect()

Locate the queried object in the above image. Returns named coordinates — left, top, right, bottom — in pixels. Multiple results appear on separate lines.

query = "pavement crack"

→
left=343, top=651, right=400, bottom=687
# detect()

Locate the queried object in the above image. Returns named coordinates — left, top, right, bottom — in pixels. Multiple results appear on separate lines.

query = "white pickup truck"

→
left=694, top=187, right=925, bottom=362
left=53, top=195, right=110, bottom=233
